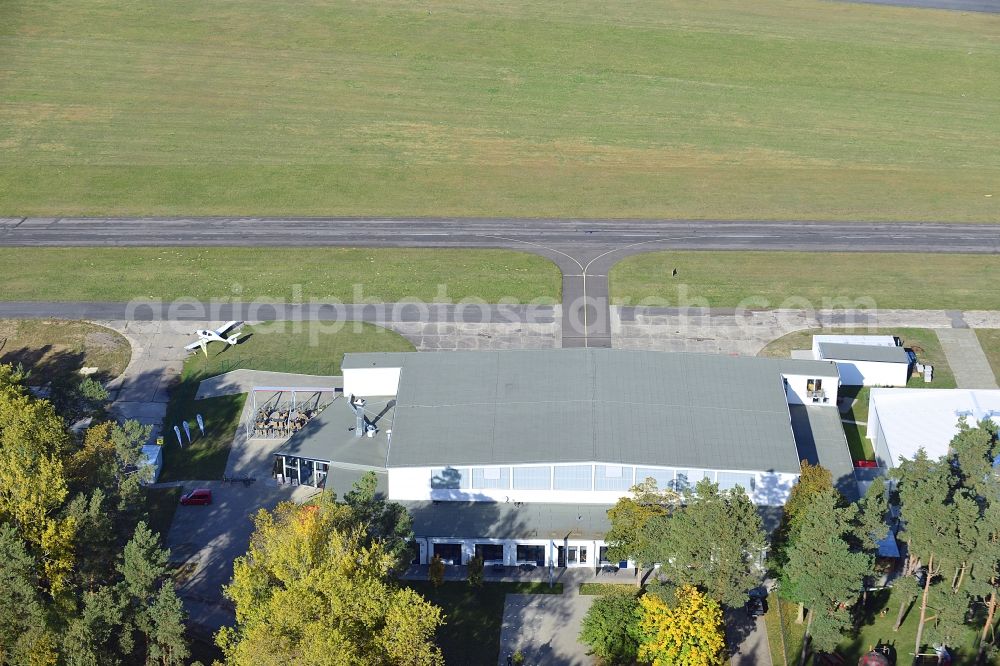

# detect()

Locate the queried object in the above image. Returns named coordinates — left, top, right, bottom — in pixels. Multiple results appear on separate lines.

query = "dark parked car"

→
left=746, top=593, right=767, bottom=618
left=179, top=488, right=212, bottom=506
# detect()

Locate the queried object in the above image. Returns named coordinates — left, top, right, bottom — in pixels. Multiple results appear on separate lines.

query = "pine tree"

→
left=771, top=461, right=837, bottom=623
left=893, top=447, right=980, bottom=658
left=145, top=583, right=188, bottom=666
left=118, top=521, right=169, bottom=604
left=781, top=489, right=872, bottom=659
left=0, top=525, right=56, bottom=664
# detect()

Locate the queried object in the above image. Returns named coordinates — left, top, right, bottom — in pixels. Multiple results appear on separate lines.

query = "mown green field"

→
left=1, top=0, right=998, bottom=220
left=0, top=247, right=560, bottom=303
left=611, top=251, right=1000, bottom=310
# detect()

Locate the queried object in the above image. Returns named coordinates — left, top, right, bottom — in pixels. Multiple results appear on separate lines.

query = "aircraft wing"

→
left=184, top=340, right=204, bottom=351
left=214, top=320, right=243, bottom=336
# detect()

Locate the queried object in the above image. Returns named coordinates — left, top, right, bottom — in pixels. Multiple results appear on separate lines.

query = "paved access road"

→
left=4, top=217, right=1000, bottom=348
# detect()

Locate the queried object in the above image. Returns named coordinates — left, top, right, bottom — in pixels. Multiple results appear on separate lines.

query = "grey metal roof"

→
left=403, top=500, right=784, bottom=539
left=403, top=501, right=613, bottom=540
left=273, top=395, right=395, bottom=469
left=365, top=350, right=838, bottom=474
left=818, top=343, right=909, bottom=364
left=341, top=352, right=409, bottom=370
left=789, top=404, right=859, bottom=501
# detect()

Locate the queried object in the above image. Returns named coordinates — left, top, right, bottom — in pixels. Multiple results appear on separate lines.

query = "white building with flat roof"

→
left=867, top=388, right=1000, bottom=468
left=273, top=349, right=851, bottom=569
left=811, top=335, right=910, bottom=387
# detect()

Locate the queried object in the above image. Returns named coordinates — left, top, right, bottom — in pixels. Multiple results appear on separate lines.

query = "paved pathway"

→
left=498, top=592, right=594, bottom=666
left=0, top=304, right=563, bottom=350
left=935, top=328, right=1000, bottom=389
left=195, top=370, right=341, bottom=399
left=99, top=320, right=197, bottom=442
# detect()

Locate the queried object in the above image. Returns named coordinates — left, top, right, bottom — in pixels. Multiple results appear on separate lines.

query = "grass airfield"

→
left=1, top=0, right=998, bottom=220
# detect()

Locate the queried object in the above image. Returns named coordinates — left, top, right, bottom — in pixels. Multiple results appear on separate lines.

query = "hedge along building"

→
left=273, top=349, right=849, bottom=570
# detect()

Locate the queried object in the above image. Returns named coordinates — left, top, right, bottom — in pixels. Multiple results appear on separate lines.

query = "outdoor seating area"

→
left=252, top=407, right=317, bottom=439
left=244, top=386, right=337, bottom=440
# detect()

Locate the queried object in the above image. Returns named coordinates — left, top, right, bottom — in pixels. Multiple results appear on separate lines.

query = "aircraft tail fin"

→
left=226, top=334, right=240, bottom=346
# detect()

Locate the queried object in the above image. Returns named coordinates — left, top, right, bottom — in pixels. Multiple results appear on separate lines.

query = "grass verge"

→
left=975, top=329, right=1000, bottom=386
left=0, top=319, right=130, bottom=384
left=0, top=248, right=560, bottom=304
left=578, top=582, right=639, bottom=596
left=611, top=252, right=1000, bottom=311
left=403, top=580, right=561, bottom=665
left=143, top=486, right=182, bottom=539
left=767, top=588, right=999, bottom=665
left=2, top=0, right=999, bottom=220
left=763, top=597, right=803, bottom=666
left=159, top=322, right=414, bottom=482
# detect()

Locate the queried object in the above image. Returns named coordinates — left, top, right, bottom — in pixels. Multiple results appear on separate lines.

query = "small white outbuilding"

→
left=812, top=335, right=910, bottom=387
left=141, top=444, right=164, bottom=484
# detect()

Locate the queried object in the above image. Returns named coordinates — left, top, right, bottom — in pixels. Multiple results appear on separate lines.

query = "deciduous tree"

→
left=217, top=495, right=444, bottom=665
left=636, top=585, right=725, bottom=666
left=467, top=555, right=483, bottom=588
left=578, top=591, right=640, bottom=665
left=0, top=372, right=76, bottom=596
left=651, top=479, right=765, bottom=608
left=606, top=479, right=679, bottom=587
left=428, top=554, right=445, bottom=589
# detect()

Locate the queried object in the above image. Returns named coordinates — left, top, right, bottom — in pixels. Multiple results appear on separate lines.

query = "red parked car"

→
left=180, top=488, right=212, bottom=506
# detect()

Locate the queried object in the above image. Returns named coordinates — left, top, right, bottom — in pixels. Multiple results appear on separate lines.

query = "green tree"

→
left=853, top=477, right=889, bottom=553
left=61, top=586, right=126, bottom=666
left=467, top=555, right=484, bottom=588
left=578, top=591, right=640, bottom=665
left=605, top=478, right=678, bottom=587
left=145, top=583, right=189, bottom=666
left=893, top=448, right=979, bottom=658
left=781, top=489, right=872, bottom=660
left=217, top=495, right=444, bottom=665
left=343, top=471, right=413, bottom=570
left=65, top=488, right=114, bottom=589
left=119, top=521, right=169, bottom=604
left=0, top=525, right=57, bottom=664
left=651, top=479, right=765, bottom=608
left=68, top=421, right=152, bottom=512
left=891, top=574, right=920, bottom=632
left=429, top=554, right=445, bottom=589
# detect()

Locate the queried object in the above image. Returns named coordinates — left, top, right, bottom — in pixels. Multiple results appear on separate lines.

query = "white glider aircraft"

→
left=185, top=321, right=244, bottom=357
